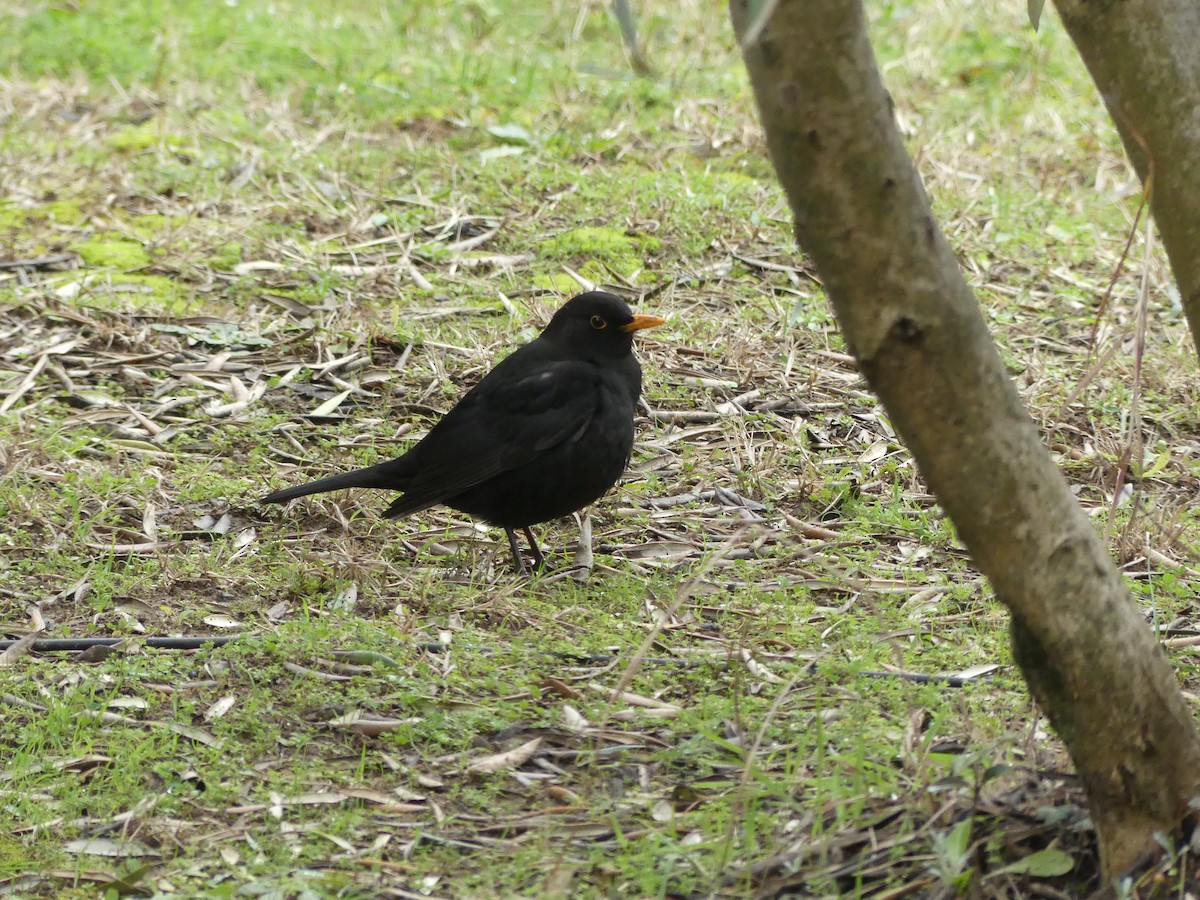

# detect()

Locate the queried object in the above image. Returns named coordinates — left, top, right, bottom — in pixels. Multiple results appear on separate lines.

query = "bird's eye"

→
left=590, top=315, right=607, bottom=330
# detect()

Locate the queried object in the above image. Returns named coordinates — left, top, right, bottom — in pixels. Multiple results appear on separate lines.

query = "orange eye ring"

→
left=590, top=315, right=607, bottom=330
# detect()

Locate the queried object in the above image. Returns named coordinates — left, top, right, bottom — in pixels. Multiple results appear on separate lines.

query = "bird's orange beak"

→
left=621, top=313, right=666, bottom=333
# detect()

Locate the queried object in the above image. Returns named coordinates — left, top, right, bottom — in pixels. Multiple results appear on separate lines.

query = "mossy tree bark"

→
left=730, top=0, right=1200, bottom=882
left=1053, top=0, right=1200, bottom=355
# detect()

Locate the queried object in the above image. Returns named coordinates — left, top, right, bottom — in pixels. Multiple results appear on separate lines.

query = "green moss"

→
left=129, top=213, right=180, bottom=236
left=578, top=260, right=612, bottom=284
left=530, top=272, right=585, bottom=293
left=71, top=273, right=191, bottom=314
left=104, top=124, right=177, bottom=152
left=537, top=226, right=660, bottom=279
left=74, top=238, right=151, bottom=270
left=39, top=200, right=87, bottom=225
left=110, top=273, right=179, bottom=296
left=0, top=199, right=86, bottom=229
left=208, top=241, right=243, bottom=270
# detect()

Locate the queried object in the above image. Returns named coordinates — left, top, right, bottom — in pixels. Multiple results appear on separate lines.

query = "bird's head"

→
left=541, top=291, right=665, bottom=359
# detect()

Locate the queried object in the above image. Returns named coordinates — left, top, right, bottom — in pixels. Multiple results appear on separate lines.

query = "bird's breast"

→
left=446, top=365, right=640, bottom=528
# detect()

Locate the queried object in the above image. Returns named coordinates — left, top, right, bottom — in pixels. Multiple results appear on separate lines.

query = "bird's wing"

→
left=383, top=356, right=598, bottom=518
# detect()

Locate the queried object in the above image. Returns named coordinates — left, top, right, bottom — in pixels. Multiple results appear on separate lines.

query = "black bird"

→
left=261, top=291, right=665, bottom=574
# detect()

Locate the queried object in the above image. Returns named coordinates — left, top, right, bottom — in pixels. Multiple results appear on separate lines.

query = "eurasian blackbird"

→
left=261, top=291, right=665, bottom=573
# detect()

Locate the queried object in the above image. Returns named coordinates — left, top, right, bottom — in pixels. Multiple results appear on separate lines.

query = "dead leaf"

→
left=52, top=755, right=112, bottom=775
left=562, top=705, right=589, bottom=732
left=859, top=439, right=891, bottom=463
left=0, top=631, right=39, bottom=667
left=106, top=697, right=148, bottom=711
left=265, top=600, right=290, bottom=622
left=63, top=838, right=157, bottom=858
left=142, top=504, right=157, bottom=541
left=651, top=799, right=674, bottom=822
left=234, top=260, right=287, bottom=275
left=310, top=389, right=351, bottom=417
left=329, top=712, right=422, bottom=736
left=76, top=644, right=121, bottom=663
left=467, top=737, right=542, bottom=774
left=204, top=696, right=236, bottom=721
left=156, top=721, right=220, bottom=747
left=951, top=663, right=1003, bottom=681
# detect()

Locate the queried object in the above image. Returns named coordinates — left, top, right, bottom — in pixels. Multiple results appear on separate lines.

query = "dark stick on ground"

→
left=0, top=636, right=243, bottom=652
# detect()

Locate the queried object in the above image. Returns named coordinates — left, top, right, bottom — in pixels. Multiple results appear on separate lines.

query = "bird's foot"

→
left=521, top=526, right=547, bottom=572
left=505, top=527, right=548, bottom=576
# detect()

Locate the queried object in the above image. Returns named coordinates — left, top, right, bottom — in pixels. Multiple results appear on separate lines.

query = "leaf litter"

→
left=2, top=20, right=1200, bottom=899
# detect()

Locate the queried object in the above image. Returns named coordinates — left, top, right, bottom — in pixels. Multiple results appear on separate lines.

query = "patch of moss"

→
left=110, top=273, right=179, bottom=296
left=39, top=200, right=87, bottom=225
left=530, top=272, right=585, bottom=293
left=129, top=213, right=183, bottom=237
left=0, top=199, right=87, bottom=228
left=537, top=226, right=660, bottom=279
left=578, top=260, right=611, bottom=284
left=75, top=273, right=191, bottom=314
left=74, top=238, right=151, bottom=270
left=208, top=242, right=243, bottom=270
left=105, top=124, right=177, bottom=152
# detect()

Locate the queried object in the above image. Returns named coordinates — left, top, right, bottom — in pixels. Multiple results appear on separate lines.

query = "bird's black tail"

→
left=260, top=456, right=414, bottom=505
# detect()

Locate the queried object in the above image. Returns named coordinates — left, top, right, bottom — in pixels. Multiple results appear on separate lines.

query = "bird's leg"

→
left=522, top=526, right=546, bottom=571
left=504, top=527, right=529, bottom=576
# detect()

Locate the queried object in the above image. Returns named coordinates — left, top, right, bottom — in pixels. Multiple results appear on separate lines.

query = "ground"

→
left=2, top=0, right=1200, bottom=897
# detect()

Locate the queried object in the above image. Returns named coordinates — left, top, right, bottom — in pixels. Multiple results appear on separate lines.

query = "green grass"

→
left=0, top=0, right=1196, bottom=896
